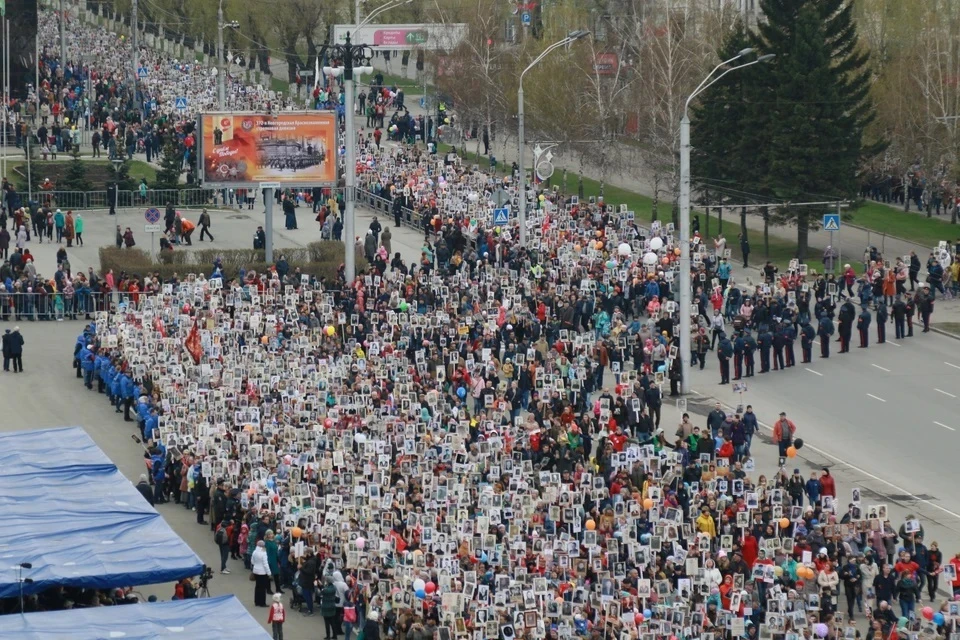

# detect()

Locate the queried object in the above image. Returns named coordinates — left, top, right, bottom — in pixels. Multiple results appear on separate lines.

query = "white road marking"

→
left=690, top=391, right=960, bottom=522
left=947, top=362, right=960, bottom=371
left=866, top=393, right=886, bottom=402
left=805, top=368, right=823, bottom=376
left=934, top=421, right=956, bottom=432
left=886, top=340, right=900, bottom=347
left=871, top=364, right=891, bottom=372
left=935, top=388, right=957, bottom=398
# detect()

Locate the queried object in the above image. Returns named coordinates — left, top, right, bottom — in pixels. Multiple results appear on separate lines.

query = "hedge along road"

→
left=23, top=203, right=424, bottom=282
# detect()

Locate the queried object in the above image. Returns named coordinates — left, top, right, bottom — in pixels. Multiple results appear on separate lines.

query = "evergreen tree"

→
left=753, top=0, right=883, bottom=259
left=61, top=149, right=93, bottom=192
left=690, top=22, right=765, bottom=239
left=154, top=137, right=183, bottom=190
left=108, top=159, right=137, bottom=192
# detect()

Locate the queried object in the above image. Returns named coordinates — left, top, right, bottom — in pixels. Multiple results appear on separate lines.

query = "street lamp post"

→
left=679, top=49, right=774, bottom=394
left=517, top=30, right=589, bottom=247
left=331, top=0, right=411, bottom=284
left=217, top=0, right=240, bottom=110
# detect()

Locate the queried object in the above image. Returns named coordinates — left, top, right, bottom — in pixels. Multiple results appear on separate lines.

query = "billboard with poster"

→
left=198, top=112, right=337, bottom=187
left=332, top=23, right=466, bottom=50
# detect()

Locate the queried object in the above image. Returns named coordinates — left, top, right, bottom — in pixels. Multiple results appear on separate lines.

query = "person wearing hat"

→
left=916, top=284, right=935, bottom=332
left=363, top=610, right=381, bottom=640
left=7, top=326, right=24, bottom=373
left=267, top=592, right=286, bottom=639
left=135, top=474, right=154, bottom=506
left=856, top=304, right=871, bottom=348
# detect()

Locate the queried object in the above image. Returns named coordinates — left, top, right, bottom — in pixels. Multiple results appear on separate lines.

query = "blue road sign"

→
left=521, top=11, right=531, bottom=25
left=493, top=208, right=509, bottom=226
left=137, top=67, right=148, bottom=79
left=822, top=213, right=841, bottom=232
left=144, top=207, right=161, bottom=224
left=174, top=96, right=188, bottom=110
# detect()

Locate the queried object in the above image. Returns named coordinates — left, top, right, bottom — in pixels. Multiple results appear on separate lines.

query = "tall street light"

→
left=331, top=0, right=412, bottom=284
left=517, top=29, right=590, bottom=247
left=678, top=49, right=775, bottom=394
left=217, top=0, right=240, bottom=110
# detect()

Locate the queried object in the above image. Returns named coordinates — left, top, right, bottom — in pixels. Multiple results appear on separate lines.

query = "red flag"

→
left=184, top=321, right=202, bottom=365
left=154, top=317, right=166, bottom=338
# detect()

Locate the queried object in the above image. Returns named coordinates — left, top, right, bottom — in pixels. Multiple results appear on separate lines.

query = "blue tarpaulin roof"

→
left=0, top=427, right=204, bottom=599
left=0, top=595, right=271, bottom=639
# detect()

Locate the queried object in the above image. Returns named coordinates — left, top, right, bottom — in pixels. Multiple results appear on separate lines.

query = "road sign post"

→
left=260, top=182, right=281, bottom=264
left=145, top=208, right=162, bottom=258
left=823, top=211, right=841, bottom=274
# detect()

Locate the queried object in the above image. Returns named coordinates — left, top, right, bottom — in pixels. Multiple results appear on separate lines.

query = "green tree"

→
left=753, top=0, right=883, bottom=259
left=154, top=138, right=183, bottom=190
left=108, top=159, right=137, bottom=192
left=61, top=149, right=93, bottom=192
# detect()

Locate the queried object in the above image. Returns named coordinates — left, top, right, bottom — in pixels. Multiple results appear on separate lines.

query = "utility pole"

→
left=59, top=0, right=66, bottom=67
left=217, top=0, right=225, bottom=109
left=131, top=0, right=138, bottom=91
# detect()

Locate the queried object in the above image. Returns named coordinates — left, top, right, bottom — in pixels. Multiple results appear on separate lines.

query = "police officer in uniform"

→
left=772, top=324, right=786, bottom=371
left=818, top=313, right=834, bottom=358
left=904, top=295, right=915, bottom=336
left=783, top=323, right=797, bottom=367
left=743, top=330, right=757, bottom=377
left=857, top=305, right=871, bottom=348
left=757, top=325, right=773, bottom=373
left=838, top=300, right=856, bottom=353
left=892, top=295, right=907, bottom=339
left=717, top=332, right=733, bottom=385
left=733, top=331, right=745, bottom=380
left=800, top=320, right=815, bottom=363
left=876, top=300, right=888, bottom=344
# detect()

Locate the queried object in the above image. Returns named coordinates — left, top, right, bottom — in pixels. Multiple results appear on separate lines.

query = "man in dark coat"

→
left=136, top=474, right=155, bottom=506
left=8, top=326, right=23, bottom=372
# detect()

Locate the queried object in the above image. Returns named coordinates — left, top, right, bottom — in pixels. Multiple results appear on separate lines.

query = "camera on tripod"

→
left=199, top=565, right=214, bottom=587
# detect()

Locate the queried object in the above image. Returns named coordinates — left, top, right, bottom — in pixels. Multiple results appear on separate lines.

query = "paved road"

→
left=687, top=329, right=960, bottom=533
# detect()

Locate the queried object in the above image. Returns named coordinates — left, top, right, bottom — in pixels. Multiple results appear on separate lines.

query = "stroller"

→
left=288, top=570, right=305, bottom=612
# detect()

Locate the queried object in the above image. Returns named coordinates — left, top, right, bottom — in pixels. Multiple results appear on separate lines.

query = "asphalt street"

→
left=687, top=329, right=960, bottom=533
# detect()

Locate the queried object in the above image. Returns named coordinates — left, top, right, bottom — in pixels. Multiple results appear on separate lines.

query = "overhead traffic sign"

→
left=822, top=213, right=840, bottom=231
left=493, top=208, right=509, bottom=226
left=174, top=96, right=188, bottom=110
left=144, top=207, right=161, bottom=223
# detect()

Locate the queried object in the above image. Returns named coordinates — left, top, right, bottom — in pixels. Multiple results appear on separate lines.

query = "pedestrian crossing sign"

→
left=822, top=213, right=840, bottom=231
left=137, top=67, right=148, bottom=79
left=174, top=96, right=188, bottom=110
left=493, top=208, right=509, bottom=226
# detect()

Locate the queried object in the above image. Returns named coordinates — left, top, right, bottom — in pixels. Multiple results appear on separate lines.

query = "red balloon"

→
left=324, top=417, right=334, bottom=428
left=425, top=581, right=437, bottom=594
left=634, top=613, right=644, bottom=625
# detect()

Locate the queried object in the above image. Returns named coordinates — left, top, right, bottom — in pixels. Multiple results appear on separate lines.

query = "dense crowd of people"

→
left=63, top=132, right=960, bottom=640
left=6, top=4, right=958, bottom=639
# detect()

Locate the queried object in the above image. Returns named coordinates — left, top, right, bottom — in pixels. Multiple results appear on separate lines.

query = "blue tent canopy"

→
left=0, top=595, right=271, bottom=639
left=0, top=427, right=204, bottom=599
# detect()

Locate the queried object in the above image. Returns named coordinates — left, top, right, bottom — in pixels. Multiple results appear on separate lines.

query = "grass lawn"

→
left=846, top=201, right=959, bottom=248
left=934, top=322, right=960, bottom=336
left=128, top=160, right=157, bottom=184
left=441, top=144, right=800, bottom=271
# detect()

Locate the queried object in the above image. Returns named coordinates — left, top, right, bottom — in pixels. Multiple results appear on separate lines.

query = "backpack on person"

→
left=215, top=525, right=227, bottom=546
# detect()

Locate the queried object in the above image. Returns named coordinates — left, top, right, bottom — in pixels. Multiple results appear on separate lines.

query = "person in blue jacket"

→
left=111, top=370, right=124, bottom=412
left=121, top=372, right=137, bottom=422
left=95, top=354, right=110, bottom=393
left=79, top=344, right=95, bottom=388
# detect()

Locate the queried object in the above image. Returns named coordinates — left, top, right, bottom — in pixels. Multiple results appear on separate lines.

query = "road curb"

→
left=931, top=326, right=960, bottom=341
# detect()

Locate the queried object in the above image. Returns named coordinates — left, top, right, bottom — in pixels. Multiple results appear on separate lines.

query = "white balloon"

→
left=413, top=578, right=426, bottom=592
left=649, top=237, right=664, bottom=251
left=618, top=242, right=632, bottom=257
left=643, top=252, right=659, bottom=266
left=355, top=433, right=367, bottom=444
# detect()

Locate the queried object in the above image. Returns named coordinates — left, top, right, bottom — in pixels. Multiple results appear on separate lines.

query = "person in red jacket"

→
left=267, top=593, right=285, bottom=640
left=819, top=468, right=837, bottom=501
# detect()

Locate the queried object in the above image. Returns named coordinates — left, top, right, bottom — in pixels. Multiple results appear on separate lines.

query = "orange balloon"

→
left=586, top=519, right=596, bottom=531
left=643, top=498, right=654, bottom=510
left=291, top=526, right=302, bottom=538
left=786, top=446, right=797, bottom=458
left=595, top=241, right=604, bottom=250
left=661, top=257, right=670, bottom=265
left=674, top=247, right=681, bottom=256
left=779, top=518, right=790, bottom=528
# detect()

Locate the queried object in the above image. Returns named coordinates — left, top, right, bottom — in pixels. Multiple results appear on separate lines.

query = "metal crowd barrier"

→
left=33, top=189, right=218, bottom=211
left=0, top=290, right=120, bottom=321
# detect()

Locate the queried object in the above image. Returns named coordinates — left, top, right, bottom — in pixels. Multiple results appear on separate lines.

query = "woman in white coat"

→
left=251, top=540, right=271, bottom=607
